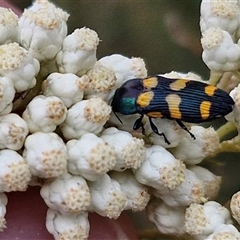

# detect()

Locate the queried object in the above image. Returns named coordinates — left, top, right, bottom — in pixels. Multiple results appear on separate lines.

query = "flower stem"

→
left=208, top=71, right=222, bottom=85
left=217, top=121, right=236, bottom=141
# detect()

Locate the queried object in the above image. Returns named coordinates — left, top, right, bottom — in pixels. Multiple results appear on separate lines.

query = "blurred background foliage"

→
left=10, top=0, right=208, bottom=78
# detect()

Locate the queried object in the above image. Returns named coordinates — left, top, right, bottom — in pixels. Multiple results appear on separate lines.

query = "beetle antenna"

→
left=113, top=111, right=123, bottom=124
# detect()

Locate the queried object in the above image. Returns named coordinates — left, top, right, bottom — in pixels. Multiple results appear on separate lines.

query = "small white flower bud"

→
left=0, top=113, right=29, bottom=150
left=27, top=0, right=69, bottom=39
left=67, top=133, right=116, bottom=181
left=22, top=95, right=67, bottom=133
left=151, top=169, right=206, bottom=207
left=0, top=7, right=18, bottom=44
left=230, top=191, right=240, bottom=225
left=56, top=27, right=99, bottom=75
left=84, top=63, right=117, bottom=101
left=88, top=174, right=127, bottom=219
left=42, top=73, right=89, bottom=108
left=171, top=126, right=220, bottom=164
left=100, top=127, right=145, bottom=171
left=205, top=224, right=240, bottom=240
left=19, top=8, right=68, bottom=62
left=0, top=149, right=31, bottom=192
left=46, top=209, right=89, bottom=240
left=201, top=27, right=240, bottom=72
left=23, top=132, right=68, bottom=178
left=0, top=77, right=15, bottom=115
left=60, top=97, right=111, bottom=140
left=188, top=165, right=221, bottom=201
left=99, top=54, right=147, bottom=83
left=200, top=0, right=240, bottom=35
left=110, top=171, right=150, bottom=211
left=134, top=145, right=185, bottom=191
left=184, top=201, right=232, bottom=239
left=41, top=173, right=91, bottom=214
left=0, top=43, right=40, bottom=92
left=226, top=84, right=240, bottom=129
left=147, top=199, right=186, bottom=236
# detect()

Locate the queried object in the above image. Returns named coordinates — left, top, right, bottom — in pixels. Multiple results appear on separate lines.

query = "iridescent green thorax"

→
left=119, top=97, right=137, bottom=114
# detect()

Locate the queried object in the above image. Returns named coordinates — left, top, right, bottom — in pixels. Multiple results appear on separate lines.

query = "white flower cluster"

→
left=0, top=1, right=150, bottom=238
left=0, top=0, right=239, bottom=239
left=200, top=0, right=240, bottom=72
left=145, top=0, right=240, bottom=239
left=200, top=0, right=240, bottom=134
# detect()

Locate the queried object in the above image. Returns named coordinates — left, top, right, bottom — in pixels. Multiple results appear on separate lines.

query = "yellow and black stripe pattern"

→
left=136, top=76, right=234, bottom=123
left=111, top=75, right=234, bottom=143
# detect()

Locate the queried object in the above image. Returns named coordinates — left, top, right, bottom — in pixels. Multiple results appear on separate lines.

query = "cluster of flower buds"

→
left=200, top=0, right=240, bottom=73
left=146, top=0, right=240, bottom=239
left=200, top=0, right=240, bottom=135
left=0, top=0, right=240, bottom=239
left=0, top=1, right=150, bottom=238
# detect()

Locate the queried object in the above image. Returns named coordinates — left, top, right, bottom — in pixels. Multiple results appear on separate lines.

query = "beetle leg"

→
left=176, top=119, right=196, bottom=139
left=149, top=117, right=170, bottom=145
left=141, top=122, right=145, bottom=135
left=133, top=115, right=144, bottom=130
left=113, top=111, right=123, bottom=124
left=133, top=114, right=145, bottom=134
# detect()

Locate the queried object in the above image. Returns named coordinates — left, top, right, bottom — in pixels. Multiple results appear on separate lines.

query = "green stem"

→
left=208, top=71, right=223, bottom=85
left=217, top=121, right=236, bottom=141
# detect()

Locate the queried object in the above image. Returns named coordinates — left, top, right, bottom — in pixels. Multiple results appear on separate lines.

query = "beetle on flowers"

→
left=111, top=76, right=234, bottom=144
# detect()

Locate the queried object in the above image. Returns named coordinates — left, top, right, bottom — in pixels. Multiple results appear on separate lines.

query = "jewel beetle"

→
left=111, top=76, right=234, bottom=144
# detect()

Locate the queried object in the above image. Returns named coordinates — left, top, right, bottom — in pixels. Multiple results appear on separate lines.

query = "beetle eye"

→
left=117, top=87, right=127, bottom=97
